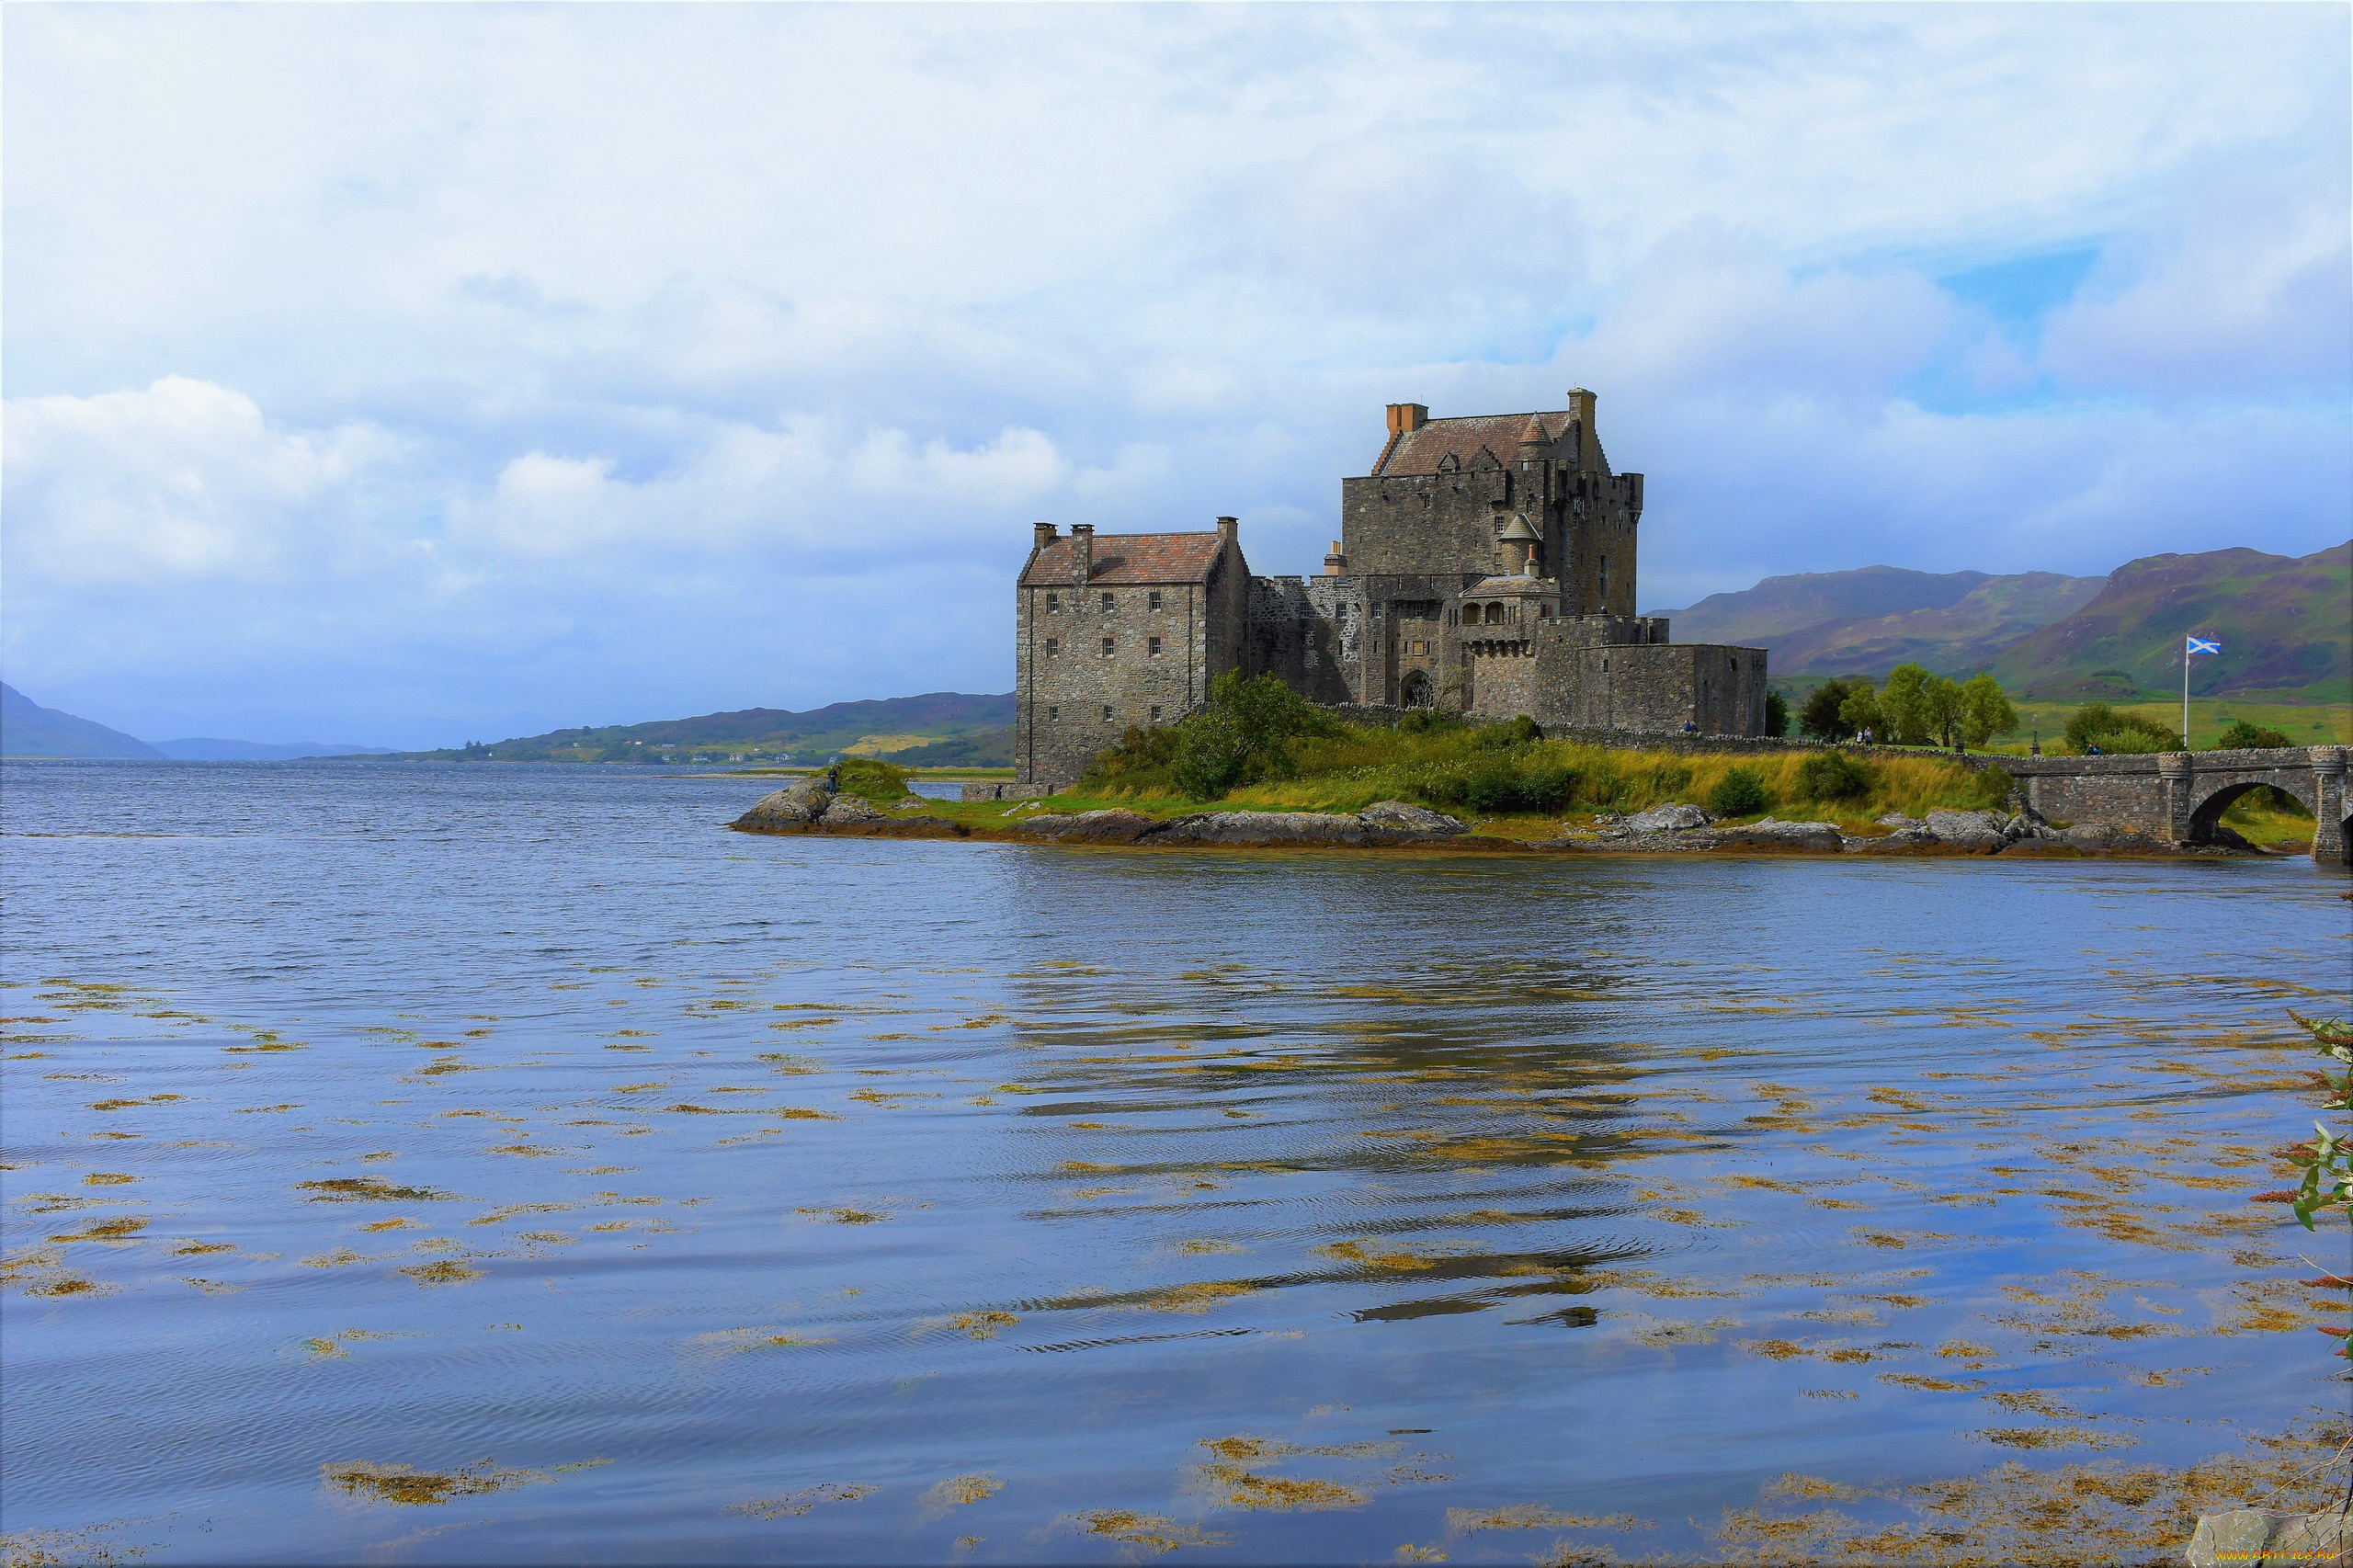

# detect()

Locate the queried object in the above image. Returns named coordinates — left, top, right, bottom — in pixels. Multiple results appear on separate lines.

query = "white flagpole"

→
left=2182, top=636, right=2190, bottom=748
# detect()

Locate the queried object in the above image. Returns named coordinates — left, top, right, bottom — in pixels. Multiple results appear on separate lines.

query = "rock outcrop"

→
left=819, top=794, right=889, bottom=825
left=735, top=778, right=833, bottom=826
left=1002, top=802, right=1478, bottom=848
left=1624, top=803, right=1711, bottom=833
left=2183, top=1506, right=2347, bottom=1568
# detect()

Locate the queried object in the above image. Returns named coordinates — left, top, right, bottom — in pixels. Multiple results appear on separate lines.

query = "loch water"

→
left=3, top=759, right=2347, bottom=1565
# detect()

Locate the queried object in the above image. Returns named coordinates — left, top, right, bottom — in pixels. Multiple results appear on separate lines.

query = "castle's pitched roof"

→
left=1019, top=531, right=1227, bottom=587
left=1374, top=411, right=1578, bottom=476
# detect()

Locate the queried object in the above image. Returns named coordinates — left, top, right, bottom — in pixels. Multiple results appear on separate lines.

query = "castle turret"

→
left=1497, top=512, right=1542, bottom=577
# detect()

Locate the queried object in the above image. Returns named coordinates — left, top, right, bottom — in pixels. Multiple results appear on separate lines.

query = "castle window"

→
left=1147, top=636, right=1162, bottom=657
left=1483, top=602, right=1506, bottom=625
left=1100, top=592, right=1114, bottom=612
left=1539, top=604, right=1552, bottom=619
left=1100, top=637, right=1115, bottom=656
left=1149, top=705, right=1162, bottom=722
left=1102, top=705, right=1114, bottom=722
left=1048, top=705, right=1060, bottom=721
left=1148, top=590, right=1162, bottom=610
left=1044, top=638, right=1059, bottom=656
left=1045, top=592, right=1059, bottom=613
left=1600, top=554, right=1609, bottom=597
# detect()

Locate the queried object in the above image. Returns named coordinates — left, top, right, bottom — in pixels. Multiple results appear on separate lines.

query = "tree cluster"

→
left=1797, top=666, right=2018, bottom=748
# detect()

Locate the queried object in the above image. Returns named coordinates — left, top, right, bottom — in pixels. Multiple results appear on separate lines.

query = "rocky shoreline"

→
left=729, top=780, right=2270, bottom=858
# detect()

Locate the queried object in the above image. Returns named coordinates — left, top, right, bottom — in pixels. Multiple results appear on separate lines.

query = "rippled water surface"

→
left=5, top=760, right=2347, bottom=1565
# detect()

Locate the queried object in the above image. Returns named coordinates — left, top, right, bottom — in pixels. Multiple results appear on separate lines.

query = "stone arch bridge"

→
left=2006, top=745, right=2347, bottom=864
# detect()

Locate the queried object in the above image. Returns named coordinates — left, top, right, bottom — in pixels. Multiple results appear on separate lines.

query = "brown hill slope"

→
left=1762, top=571, right=2107, bottom=677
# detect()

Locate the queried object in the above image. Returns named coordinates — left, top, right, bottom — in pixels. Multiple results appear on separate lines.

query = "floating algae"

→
left=320, top=1458, right=551, bottom=1506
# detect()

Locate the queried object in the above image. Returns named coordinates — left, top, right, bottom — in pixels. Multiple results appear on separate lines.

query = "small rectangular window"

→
left=1100, top=637, right=1115, bottom=656
left=1100, top=592, right=1114, bottom=612
left=1147, top=590, right=1162, bottom=610
left=1102, top=705, right=1114, bottom=722
left=1048, top=705, right=1060, bottom=721
left=1147, top=636, right=1162, bottom=657
left=1045, top=592, right=1059, bottom=613
left=1149, top=705, right=1162, bottom=722
left=1044, top=637, right=1059, bottom=656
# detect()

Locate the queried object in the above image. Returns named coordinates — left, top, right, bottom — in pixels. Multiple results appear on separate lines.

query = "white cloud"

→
left=2, top=4, right=2345, bottom=743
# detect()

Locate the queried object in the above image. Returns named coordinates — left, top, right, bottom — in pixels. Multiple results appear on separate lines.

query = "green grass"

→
left=1984, top=698, right=2349, bottom=754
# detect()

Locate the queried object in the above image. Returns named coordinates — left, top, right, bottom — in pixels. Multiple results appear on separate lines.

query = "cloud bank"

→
left=5, top=4, right=2346, bottom=745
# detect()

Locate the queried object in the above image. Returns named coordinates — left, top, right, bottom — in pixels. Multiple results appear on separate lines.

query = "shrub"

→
left=1079, top=725, right=1180, bottom=793
left=1170, top=714, right=1256, bottom=800
left=2214, top=721, right=2294, bottom=750
left=1471, top=715, right=1543, bottom=750
left=1966, top=765, right=2016, bottom=811
left=2063, top=702, right=2183, bottom=754
left=1795, top=751, right=1872, bottom=802
left=835, top=757, right=909, bottom=801
left=1764, top=690, right=1790, bottom=738
left=1409, top=756, right=1579, bottom=815
left=1397, top=709, right=1462, bottom=735
left=1708, top=766, right=1770, bottom=817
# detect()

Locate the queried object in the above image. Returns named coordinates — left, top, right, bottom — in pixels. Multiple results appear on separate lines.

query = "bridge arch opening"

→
left=2188, top=778, right=2317, bottom=850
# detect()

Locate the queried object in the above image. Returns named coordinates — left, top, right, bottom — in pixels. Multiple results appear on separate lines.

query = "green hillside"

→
left=0, top=683, right=164, bottom=758
left=1986, top=543, right=2350, bottom=702
left=392, top=692, right=1014, bottom=763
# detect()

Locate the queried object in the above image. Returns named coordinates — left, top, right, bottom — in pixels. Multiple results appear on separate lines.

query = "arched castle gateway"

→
left=1014, top=390, right=1769, bottom=788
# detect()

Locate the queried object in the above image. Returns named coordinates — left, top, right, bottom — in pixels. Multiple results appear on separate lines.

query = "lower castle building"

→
left=1015, top=389, right=1768, bottom=787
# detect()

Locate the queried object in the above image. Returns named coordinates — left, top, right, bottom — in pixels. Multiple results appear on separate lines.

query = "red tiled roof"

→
left=1019, top=532, right=1227, bottom=586
left=1374, top=411, right=1581, bottom=476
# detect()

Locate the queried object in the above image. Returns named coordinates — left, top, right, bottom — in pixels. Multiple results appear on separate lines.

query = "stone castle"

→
left=1014, top=389, right=1769, bottom=787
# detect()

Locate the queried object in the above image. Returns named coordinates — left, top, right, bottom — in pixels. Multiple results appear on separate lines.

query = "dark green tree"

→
left=1797, top=679, right=1857, bottom=741
left=1764, top=690, right=1791, bottom=737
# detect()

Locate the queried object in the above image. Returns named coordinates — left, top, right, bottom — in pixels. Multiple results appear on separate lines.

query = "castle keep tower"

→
left=1013, top=391, right=1769, bottom=786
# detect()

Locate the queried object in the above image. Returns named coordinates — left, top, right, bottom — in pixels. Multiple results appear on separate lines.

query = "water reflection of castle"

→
left=1014, top=390, right=1770, bottom=786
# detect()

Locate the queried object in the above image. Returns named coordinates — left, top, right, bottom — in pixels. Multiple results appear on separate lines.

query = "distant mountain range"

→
left=12, top=543, right=2339, bottom=765
left=1656, top=542, right=2350, bottom=702
left=391, top=692, right=1017, bottom=764
left=0, top=682, right=393, bottom=760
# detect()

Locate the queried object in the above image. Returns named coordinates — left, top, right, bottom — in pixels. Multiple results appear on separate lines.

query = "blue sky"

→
left=5, top=4, right=2347, bottom=748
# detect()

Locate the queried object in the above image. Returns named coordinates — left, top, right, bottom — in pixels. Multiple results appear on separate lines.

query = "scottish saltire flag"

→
left=2187, top=637, right=2221, bottom=656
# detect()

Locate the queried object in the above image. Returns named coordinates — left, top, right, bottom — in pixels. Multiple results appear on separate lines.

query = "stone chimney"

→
left=1215, top=516, right=1239, bottom=548
left=1385, top=403, right=1428, bottom=436
left=1322, top=540, right=1347, bottom=576
left=1070, top=523, right=1094, bottom=586
left=1032, top=520, right=1058, bottom=551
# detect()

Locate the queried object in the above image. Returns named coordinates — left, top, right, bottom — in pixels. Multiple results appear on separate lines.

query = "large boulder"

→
left=819, top=793, right=889, bottom=825
left=1006, top=809, right=1163, bottom=845
left=1624, top=803, right=1711, bottom=834
left=1155, top=811, right=1379, bottom=846
left=734, top=778, right=833, bottom=827
left=1358, top=801, right=1468, bottom=835
left=1846, top=827, right=1938, bottom=854
left=1924, top=808, right=2007, bottom=846
left=1718, top=817, right=1845, bottom=853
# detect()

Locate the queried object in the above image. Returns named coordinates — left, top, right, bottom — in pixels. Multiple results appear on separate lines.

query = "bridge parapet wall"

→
left=2006, top=746, right=2347, bottom=862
